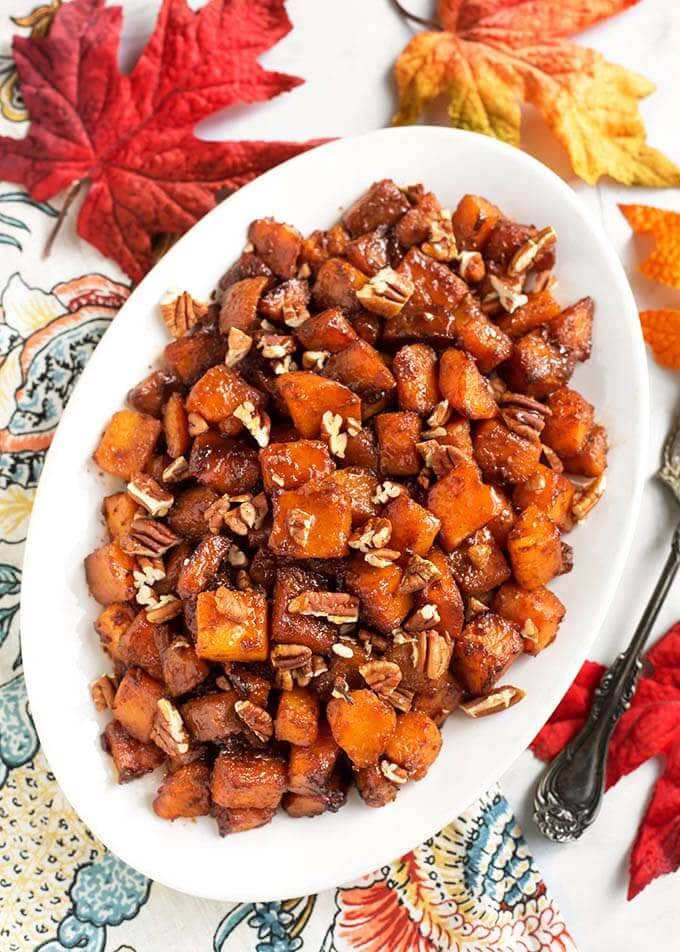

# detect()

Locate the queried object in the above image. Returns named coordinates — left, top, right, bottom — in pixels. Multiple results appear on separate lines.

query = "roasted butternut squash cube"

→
left=413, top=674, right=462, bottom=726
left=439, top=348, right=497, bottom=419
left=355, top=763, right=398, bottom=808
left=260, top=439, right=334, bottom=492
left=153, top=762, right=211, bottom=820
left=452, top=194, right=503, bottom=250
left=493, top=581, right=566, bottom=655
left=212, top=805, right=276, bottom=836
left=277, top=371, right=361, bottom=438
left=427, top=461, right=495, bottom=551
left=95, top=601, right=136, bottom=662
left=317, top=642, right=371, bottom=699
left=93, top=409, right=161, bottom=480
left=549, top=296, right=593, bottom=362
left=417, top=547, right=465, bottom=641
left=327, top=689, right=396, bottom=767
left=452, top=306, right=513, bottom=374
left=164, top=328, right=226, bottom=385
left=502, top=330, right=574, bottom=398
left=346, top=227, right=390, bottom=275
left=452, top=612, right=523, bottom=696
left=112, top=667, right=165, bottom=743
left=283, top=792, right=328, bottom=817
left=323, top=340, right=396, bottom=401
left=128, top=368, right=182, bottom=418
left=188, top=431, right=260, bottom=495
left=176, top=535, right=231, bottom=598
left=561, top=423, right=607, bottom=477
left=513, top=463, right=575, bottom=531
left=119, top=611, right=164, bottom=681
left=219, top=276, right=269, bottom=334
left=160, top=637, right=210, bottom=697
left=385, top=711, right=442, bottom=780
left=269, top=481, right=352, bottom=558
left=473, top=418, right=541, bottom=484
left=186, top=365, right=265, bottom=425
left=299, top=226, right=348, bottom=274
left=393, top=343, right=439, bottom=413
left=103, top=492, right=140, bottom=541
left=167, top=485, right=218, bottom=541
left=396, top=247, right=468, bottom=320
left=485, top=220, right=554, bottom=270
left=321, top=466, right=379, bottom=524
left=342, top=179, right=411, bottom=237
left=248, top=217, right=302, bottom=279
left=312, top=257, right=367, bottom=312
left=102, top=719, right=164, bottom=783
left=507, top=505, right=562, bottom=590
left=449, top=527, right=511, bottom=596
left=495, top=291, right=562, bottom=338
left=196, top=588, right=268, bottom=662
left=542, top=387, right=595, bottom=457
left=437, top=418, right=473, bottom=457
left=344, top=426, right=380, bottom=469
left=375, top=411, right=421, bottom=476
left=275, top=687, right=319, bottom=746
left=288, top=723, right=340, bottom=796
left=180, top=691, right=241, bottom=742
left=227, top=665, right=271, bottom=707
left=394, top=189, right=441, bottom=246
left=211, top=750, right=287, bottom=810
left=271, top=565, right=336, bottom=654
left=486, top=487, right=515, bottom=545
left=162, top=392, right=190, bottom=459
left=294, top=307, right=359, bottom=352
left=386, top=494, right=440, bottom=556
left=220, top=249, right=274, bottom=289
left=85, top=542, right=137, bottom=606
left=344, top=554, right=413, bottom=634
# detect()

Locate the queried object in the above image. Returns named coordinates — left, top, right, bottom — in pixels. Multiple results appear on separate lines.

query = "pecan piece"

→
left=488, top=274, right=528, bottom=314
left=507, top=226, right=557, bottom=277
left=422, top=213, right=457, bottom=262
left=257, top=334, right=296, bottom=359
left=90, top=674, right=116, bottom=712
left=234, top=699, right=273, bottom=742
left=127, top=474, right=173, bottom=517
left=162, top=456, right=190, bottom=483
left=380, top=759, right=408, bottom=784
left=415, top=629, right=452, bottom=680
left=146, top=595, right=183, bottom=623
left=321, top=410, right=349, bottom=459
left=404, top=604, right=441, bottom=633
left=160, top=289, right=208, bottom=337
left=301, top=349, right=329, bottom=370
left=233, top=400, right=271, bottom=448
left=187, top=412, right=209, bottom=436
left=416, top=440, right=466, bottom=476
left=270, top=643, right=313, bottom=670
left=388, top=686, right=415, bottom=713
left=399, top=554, right=442, bottom=593
left=356, top=267, right=414, bottom=318
left=460, top=685, right=526, bottom=717
left=364, top=548, right=400, bottom=568
left=272, top=354, right=298, bottom=375
left=572, top=474, right=606, bottom=522
left=286, top=507, right=314, bottom=546
left=225, top=327, right=253, bottom=367
left=359, top=659, right=402, bottom=697
left=151, top=698, right=190, bottom=756
left=332, top=642, right=354, bottom=659
left=348, top=517, right=392, bottom=553
left=372, top=480, right=403, bottom=505
left=457, top=250, right=485, bottom=283
left=426, top=399, right=451, bottom=429
left=287, top=591, right=359, bottom=624
left=120, top=516, right=181, bottom=557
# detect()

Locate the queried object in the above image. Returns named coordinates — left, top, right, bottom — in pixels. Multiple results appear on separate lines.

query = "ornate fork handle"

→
left=534, top=521, right=680, bottom=842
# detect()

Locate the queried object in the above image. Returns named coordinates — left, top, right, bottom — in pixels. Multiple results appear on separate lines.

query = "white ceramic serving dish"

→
left=21, top=126, right=648, bottom=902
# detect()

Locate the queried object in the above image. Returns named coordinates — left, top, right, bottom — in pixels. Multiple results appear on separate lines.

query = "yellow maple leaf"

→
left=393, top=0, right=680, bottom=187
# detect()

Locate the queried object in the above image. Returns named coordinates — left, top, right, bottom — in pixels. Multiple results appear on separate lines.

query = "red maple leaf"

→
left=0, top=0, right=318, bottom=282
left=530, top=622, right=680, bottom=899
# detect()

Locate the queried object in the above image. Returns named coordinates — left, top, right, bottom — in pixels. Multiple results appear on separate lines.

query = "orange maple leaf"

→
left=393, top=0, right=680, bottom=187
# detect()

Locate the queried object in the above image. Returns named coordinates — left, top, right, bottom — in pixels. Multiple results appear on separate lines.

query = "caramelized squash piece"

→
left=211, top=750, right=287, bottom=809
left=277, top=371, right=361, bottom=438
left=103, top=492, right=140, bottom=541
left=219, top=276, right=269, bottom=334
left=413, top=674, right=462, bottom=726
left=167, top=485, right=218, bottom=541
left=195, top=588, right=268, bottom=662
left=181, top=691, right=241, bottom=742
left=212, top=805, right=276, bottom=836
left=452, top=306, right=513, bottom=374
left=355, top=763, right=397, bottom=808
left=513, top=463, right=575, bottom=531
left=542, top=387, right=595, bottom=457
left=269, top=481, right=352, bottom=559
left=427, top=460, right=495, bottom=551
left=495, top=291, right=561, bottom=339
left=294, top=307, right=359, bottom=353
left=283, top=792, right=328, bottom=818
left=112, top=667, right=165, bottom=743
left=452, top=194, right=503, bottom=250
left=119, top=611, right=164, bottom=680
left=549, top=296, right=593, bottom=362
left=95, top=602, right=136, bottom=662
left=163, top=392, right=190, bottom=459
left=260, top=439, right=334, bottom=492
left=164, top=328, right=226, bottom=386
left=385, top=711, right=442, bottom=780
left=386, top=494, right=440, bottom=556
left=449, top=527, right=511, bottom=596
left=322, top=467, right=379, bottom=523
left=327, top=689, right=396, bottom=767
left=417, top=546, right=465, bottom=641
left=346, top=227, right=389, bottom=275
left=248, top=217, right=302, bottom=279
left=312, top=257, right=367, bottom=312
left=493, top=581, right=565, bottom=655
left=452, top=612, right=523, bottom=696
left=128, top=368, right=181, bottom=418
left=473, top=418, right=541, bottom=484
left=344, top=426, right=380, bottom=469
left=288, top=723, right=340, bottom=796
left=160, top=637, right=210, bottom=697
left=393, top=343, right=439, bottom=414
left=153, top=762, right=211, bottom=820
left=561, top=423, right=607, bottom=477
left=323, top=340, right=396, bottom=400
left=275, top=687, right=320, bottom=746
left=342, top=179, right=410, bottom=237
left=188, top=431, right=260, bottom=495
left=85, top=542, right=137, bottom=606
left=102, top=720, right=163, bottom=783
left=186, top=365, right=265, bottom=425
left=502, top=330, right=574, bottom=398
left=507, top=505, right=562, bottom=590
left=437, top=418, right=473, bottom=456
left=344, top=554, right=413, bottom=634
left=375, top=411, right=422, bottom=476
left=93, top=409, right=161, bottom=480
left=176, top=535, right=231, bottom=598
left=271, top=565, right=336, bottom=654
left=439, top=348, right=497, bottom=419
left=486, top=487, right=515, bottom=545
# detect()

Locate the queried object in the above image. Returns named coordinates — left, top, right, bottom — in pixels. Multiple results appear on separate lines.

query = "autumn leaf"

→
left=531, top=622, right=680, bottom=899
left=0, top=0, right=318, bottom=282
left=392, top=0, right=680, bottom=187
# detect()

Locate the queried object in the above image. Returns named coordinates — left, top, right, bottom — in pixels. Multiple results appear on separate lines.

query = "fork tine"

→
left=658, top=409, right=680, bottom=504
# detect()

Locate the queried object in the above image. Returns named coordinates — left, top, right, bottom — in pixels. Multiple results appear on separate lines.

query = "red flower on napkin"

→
left=0, top=0, right=318, bottom=282
left=531, top=622, right=680, bottom=898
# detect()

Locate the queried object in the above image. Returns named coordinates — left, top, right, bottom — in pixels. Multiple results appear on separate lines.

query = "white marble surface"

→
left=120, top=1, right=680, bottom=946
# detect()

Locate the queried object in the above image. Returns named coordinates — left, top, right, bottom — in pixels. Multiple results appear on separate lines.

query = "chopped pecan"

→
left=274, top=669, right=295, bottom=691
left=572, top=474, right=606, bottom=522
left=257, top=334, right=296, bottom=359
left=331, top=675, right=353, bottom=703
left=206, top=492, right=268, bottom=536
left=233, top=400, right=271, bottom=448
left=460, top=685, right=526, bottom=717
left=90, top=674, right=116, bottom=712
left=287, top=591, right=359, bottom=624
left=348, top=517, right=392, bottom=553
left=364, top=548, right=400, bottom=568
left=159, top=289, right=208, bottom=337
left=162, top=455, right=190, bottom=483
left=488, top=274, right=528, bottom=314
left=214, top=586, right=247, bottom=625
left=372, top=480, right=403, bottom=505
left=127, top=474, right=173, bottom=517
left=422, top=213, right=458, bottom=262
left=388, top=686, right=415, bottom=713
left=426, top=399, right=451, bottom=429
left=332, top=642, right=354, bottom=659
left=404, top=604, right=441, bottom=633
left=151, top=698, right=190, bottom=756
left=187, top=412, right=209, bottom=436
left=133, top=556, right=166, bottom=587
left=380, top=759, right=408, bottom=784
left=310, top=655, right=329, bottom=678
left=458, top=250, right=485, bottom=283
left=521, top=618, right=539, bottom=644
left=272, top=355, right=298, bottom=375
left=399, top=554, right=442, bottom=593
left=271, top=643, right=313, bottom=671
left=540, top=443, right=564, bottom=472
left=302, top=349, right=329, bottom=370
left=226, top=543, right=248, bottom=567
left=415, top=629, right=452, bottom=680
left=467, top=542, right=492, bottom=568
left=508, top=226, right=557, bottom=277
left=465, top=596, right=489, bottom=620
left=286, top=507, right=314, bottom=546
left=530, top=268, right=558, bottom=294
left=321, top=410, right=348, bottom=459
left=356, top=267, right=414, bottom=318
left=234, top=699, right=273, bottom=742
left=359, top=659, right=402, bottom=696
left=416, top=440, right=465, bottom=477
left=358, top=628, right=389, bottom=653
left=146, top=595, right=183, bottom=623
left=120, top=516, right=180, bottom=557
left=225, top=327, right=253, bottom=367
left=235, top=569, right=255, bottom=591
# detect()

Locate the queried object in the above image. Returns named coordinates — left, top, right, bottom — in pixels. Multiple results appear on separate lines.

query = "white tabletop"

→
left=121, top=1, right=680, bottom=946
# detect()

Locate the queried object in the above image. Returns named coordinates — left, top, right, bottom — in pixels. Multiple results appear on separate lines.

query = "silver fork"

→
left=533, top=415, right=680, bottom=842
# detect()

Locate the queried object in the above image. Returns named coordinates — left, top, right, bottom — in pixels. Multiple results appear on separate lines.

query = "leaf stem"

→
left=389, top=0, right=441, bottom=30
left=43, top=178, right=82, bottom=258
